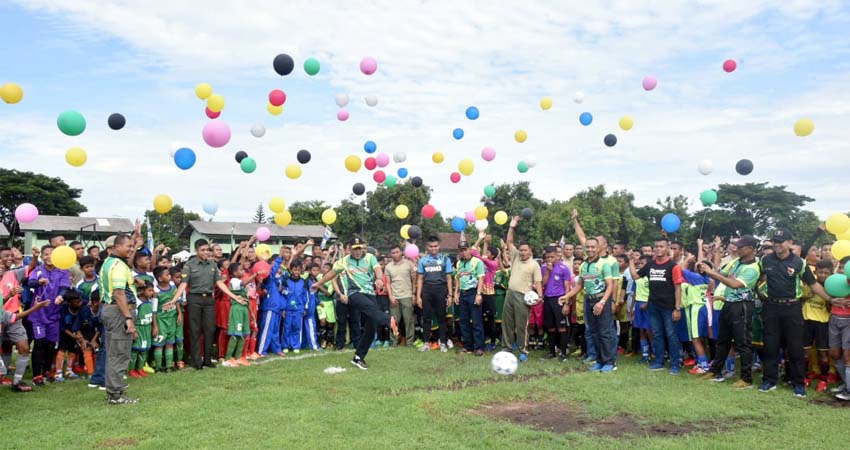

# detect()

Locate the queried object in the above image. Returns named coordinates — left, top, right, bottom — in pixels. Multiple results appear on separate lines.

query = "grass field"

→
left=1, top=347, right=848, bottom=450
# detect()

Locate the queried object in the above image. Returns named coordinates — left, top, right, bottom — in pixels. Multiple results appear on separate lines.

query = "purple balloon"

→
left=404, top=243, right=419, bottom=259
left=481, top=147, right=496, bottom=161
left=465, top=211, right=476, bottom=223
left=642, top=75, right=658, bottom=91
left=375, top=152, right=390, bottom=168
left=202, top=120, right=231, bottom=148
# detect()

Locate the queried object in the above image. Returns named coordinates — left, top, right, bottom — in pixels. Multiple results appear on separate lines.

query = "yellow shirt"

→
left=802, top=285, right=830, bottom=323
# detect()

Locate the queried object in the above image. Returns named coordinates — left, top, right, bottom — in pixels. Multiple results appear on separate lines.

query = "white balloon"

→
left=573, top=91, right=585, bottom=103
left=526, top=154, right=538, bottom=168
left=202, top=201, right=218, bottom=216
left=365, top=95, right=378, bottom=107
left=393, top=152, right=407, bottom=163
left=475, top=219, right=489, bottom=231
left=335, top=93, right=349, bottom=107
left=698, top=159, right=714, bottom=175
left=251, top=124, right=266, bottom=138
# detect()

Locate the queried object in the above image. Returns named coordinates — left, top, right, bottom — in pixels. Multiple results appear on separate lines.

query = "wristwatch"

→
left=125, top=316, right=133, bottom=321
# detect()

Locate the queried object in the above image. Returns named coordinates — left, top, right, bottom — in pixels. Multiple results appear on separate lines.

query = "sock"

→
left=1, top=353, right=11, bottom=376
left=640, top=339, right=649, bottom=356
left=697, top=355, right=709, bottom=368
left=234, top=337, right=245, bottom=357
left=835, top=360, right=846, bottom=384
left=226, top=336, right=238, bottom=359
left=176, top=343, right=184, bottom=362
left=726, top=357, right=736, bottom=373
left=153, top=348, right=163, bottom=369
left=136, top=351, right=147, bottom=370
left=547, top=332, right=557, bottom=354
left=559, top=331, right=570, bottom=356
left=130, top=351, right=139, bottom=371
left=55, top=351, right=65, bottom=375
left=67, top=354, right=77, bottom=373
left=14, top=354, right=29, bottom=384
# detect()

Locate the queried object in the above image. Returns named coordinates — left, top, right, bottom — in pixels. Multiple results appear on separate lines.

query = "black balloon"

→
left=108, top=113, right=125, bottom=130
left=273, top=53, right=294, bottom=76
left=736, top=159, right=753, bottom=175
left=411, top=176, right=423, bottom=187
left=297, top=149, right=311, bottom=164
left=521, top=208, right=534, bottom=219
left=352, top=182, right=366, bottom=195
left=408, top=225, right=422, bottom=239
left=604, top=133, right=617, bottom=147
left=235, top=151, right=248, bottom=163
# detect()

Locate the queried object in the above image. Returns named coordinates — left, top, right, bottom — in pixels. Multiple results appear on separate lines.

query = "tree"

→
left=289, top=200, right=328, bottom=225
left=549, top=185, right=648, bottom=249
left=364, top=181, right=447, bottom=247
left=143, top=204, right=201, bottom=251
left=480, top=182, right=547, bottom=245
left=0, top=169, right=87, bottom=236
left=252, top=203, right=267, bottom=224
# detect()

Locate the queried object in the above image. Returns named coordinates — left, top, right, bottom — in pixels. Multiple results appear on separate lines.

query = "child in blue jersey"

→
left=257, top=256, right=287, bottom=356
left=282, top=259, right=309, bottom=353
left=302, top=264, right=322, bottom=351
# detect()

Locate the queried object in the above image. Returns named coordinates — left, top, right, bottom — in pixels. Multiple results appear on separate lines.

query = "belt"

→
left=767, top=298, right=799, bottom=304
left=585, top=293, right=603, bottom=302
left=188, top=292, right=212, bottom=297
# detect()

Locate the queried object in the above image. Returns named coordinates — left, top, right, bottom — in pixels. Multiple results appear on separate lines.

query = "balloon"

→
left=235, top=150, right=248, bottom=163
left=322, top=209, right=337, bottom=225
left=269, top=89, right=287, bottom=107
left=723, top=59, right=737, bottom=73
left=642, top=76, right=658, bottom=91
left=256, top=226, right=271, bottom=242
left=202, top=120, right=231, bottom=148
left=514, top=130, right=527, bottom=143
left=240, top=157, right=257, bottom=174
left=285, top=163, right=302, bottom=179
left=735, top=159, right=753, bottom=175
left=451, top=217, right=467, bottom=232
left=453, top=128, right=464, bottom=140
left=846, top=260, right=850, bottom=277
left=373, top=170, right=386, bottom=183
left=202, top=201, right=218, bottom=215
left=824, top=274, right=850, bottom=298
left=604, top=134, right=617, bottom=147
left=393, top=152, right=407, bottom=163
left=352, top=183, right=366, bottom=195
left=700, top=189, right=718, bottom=207
left=404, top=243, right=420, bottom=259
left=206, top=94, right=225, bottom=112
left=579, top=112, right=593, bottom=126
left=337, top=109, right=349, bottom=121
left=250, top=124, right=266, bottom=138
left=273, top=53, right=294, bottom=76
left=365, top=95, right=378, bottom=107
left=411, top=176, right=423, bottom=187
left=484, top=185, right=496, bottom=197
left=65, top=147, right=87, bottom=167
left=481, top=147, right=496, bottom=161
left=267, top=103, right=283, bottom=115
left=521, top=208, right=534, bottom=220
left=14, top=203, right=38, bottom=223
left=255, top=244, right=273, bottom=260
left=345, top=155, right=362, bottom=172
left=517, top=161, right=529, bottom=173
left=395, top=205, right=409, bottom=219
left=698, top=159, right=714, bottom=175
left=466, top=106, right=479, bottom=120
left=458, top=159, right=474, bottom=176
left=51, top=246, right=77, bottom=270
left=474, top=205, right=489, bottom=220
left=376, top=153, right=390, bottom=168
left=494, top=211, right=508, bottom=225
left=661, top=213, right=681, bottom=233
left=108, top=113, right=126, bottom=130
left=384, top=175, right=398, bottom=188
left=794, top=118, right=814, bottom=137
left=364, top=141, right=377, bottom=154
left=838, top=230, right=850, bottom=241
left=304, top=57, right=320, bottom=76
left=397, top=168, right=408, bottom=178
left=57, top=110, right=86, bottom=136
left=153, top=194, right=173, bottom=214
left=450, top=172, right=461, bottom=183
left=408, top=225, right=422, bottom=239
left=540, top=97, right=553, bottom=110
left=465, top=211, right=476, bottom=223
left=475, top=219, right=489, bottom=231
left=194, top=83, right=212, bottom=100
left=174, top=148, right=196, bottom=170
left=432, top=152, right=444, bottom=163
left=205, top=107, right=221, bottom=119
left=826, top=213, right=850, bottom=235
left=574, top=92, right=585, bottom=103
left=364, top=157, right=377, bottom=171
left=421, top=204, right=436, bottom=219
left=335, top=93, right=349, bottom=107
left=360, top=57, right=378, bottom=75
left=619, top=116, right=633, bottom=131
left=0, top=82, right=24, bottom=104
left=400, top=224, right=411, bottom=239
left=833, top=240, right=850, bottom=260
left=297, top=149, right=311, bottom=164
left=526, top=155, right=538, bottom=168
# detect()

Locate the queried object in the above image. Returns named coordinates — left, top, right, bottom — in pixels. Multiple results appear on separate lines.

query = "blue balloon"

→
left=397, top=167, right=408, bottom=179
left=661, top=213, right=681, bottom=233
left=579, top=112, right=593, bottom=126
left=453, top=128, right=464, bottom=140
left=174, top=147, right=196, bottom=170
left=202, top=201, right=218, bottom=215
left=465, top=106, right=479, bottom=120
left=451, top=217, right=466, bottom=232
left=364, top=140, right=377, bottom=154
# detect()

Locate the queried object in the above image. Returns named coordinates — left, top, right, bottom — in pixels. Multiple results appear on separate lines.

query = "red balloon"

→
left=421, top=204, right=436, bottom=219
left=364, top=157, right=377, bottom=170
left=373, top=170, right=386, bottom=183
left=269, top=89, right=287, bottom=107
left=205, top=107, right=220, bottom=119
left=723, top=59, right=737, bottom=73
left=450, top=172, right=461, bottom=183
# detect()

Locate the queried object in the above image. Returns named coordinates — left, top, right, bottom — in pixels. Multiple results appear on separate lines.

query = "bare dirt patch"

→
left=811, top=397, right=850, bottom=409
left=97, top=437, right=138, bottom=448
left=388, top=367, right=580, bottom=396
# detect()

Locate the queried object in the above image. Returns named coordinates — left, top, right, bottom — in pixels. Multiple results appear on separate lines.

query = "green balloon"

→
left=57, top=110, right=86, bottom=136
left=304, top=58, right=320, bottom=76
left=384, top=174, right=397, bottom=188
left=517, top=161, right=529, bottom=173
left=699, top=189, right=718, bottom=207
left=824, top=274, right=850, bottom=298
left=484, top=185, right=496, bottom=197
left=240, top=157, right=256, bottom=174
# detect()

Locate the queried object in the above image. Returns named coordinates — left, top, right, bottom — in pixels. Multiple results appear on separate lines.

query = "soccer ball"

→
left=523, top=291, right=540, bottom=306
left=491, top=351, right=518, bottom=376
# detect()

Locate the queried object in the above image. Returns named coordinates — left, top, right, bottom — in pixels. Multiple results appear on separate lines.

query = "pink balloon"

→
left=269, top=89, right=286, bottom=106
left=256, top=226, right=271, bottom=242
left=360, top=57, right=378, bottom=75
left=364, top=157, right=377, bottom=171
left=465, top=211, right=476, bottom=222
left=15, top=203, right=39, bottom=223
left=723, top=59, right=737, bottom=73
left=421, top=204, right=436, bottom=219
left=404, top=243, right=419, bottom=259
left=450, top=172, right=461, bottom=183
left=205, top=107, right=220, bottom=119
left=337, top=109, right=349, bottom=121
left=375, top=152, right=390, bottom=168
left=373, top=170, right=386, bottom=183
left=481, top=147, right=496, bottom=161
left=642, top=76, right=657, bottom=91
left=202, top=120, right=231, bottom=148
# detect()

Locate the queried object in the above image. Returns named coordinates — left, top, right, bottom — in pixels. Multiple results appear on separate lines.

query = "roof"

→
left=17, top=216, right=134, bottom=234
left=0, top=224, right=8, bottom=237
left=438, top=232, right=467, bottom=251
left=180, top=221, right=333, bottom=239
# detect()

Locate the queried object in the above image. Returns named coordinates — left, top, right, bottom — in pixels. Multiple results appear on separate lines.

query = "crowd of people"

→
left=1, top=210, right=849, bottom=405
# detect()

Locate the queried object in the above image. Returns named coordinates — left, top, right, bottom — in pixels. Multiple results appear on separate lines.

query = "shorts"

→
left=132, top=324, right=152, bottom=351
left=684, top=304, right=709, bottom=340
left=228, top=303, right=250, bottom=337
left=317, top=300, right=336, bottom=323
left=752, top=303, right=764, bottom=346
left=494, top=290, right=506, bottom=322
left=829, top=316, right=850, bottom=350
left=804, top=319, right=829, bottom=350
left=153, top=311, right=178, bottom=346
left=615, top=301, right=629, bottom=323
left=58, top=331, right=79, bottom=351
left=676, top=308, right=690, bottom=343
left=1, top=319, right=28, bottom=343
left=542, top=296, right=568, bottom=330
left=633, top=302, right=650, bottom=330
left=31, top=321, right=60, bottom=343
left=249, top=298, right=259, bottom=332
left=528, top=301, right=543, bottom=328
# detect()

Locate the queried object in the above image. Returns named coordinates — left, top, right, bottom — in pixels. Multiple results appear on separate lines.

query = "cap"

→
left=771, top=228, right=793, bottom=242
left=736, top=235, right=759, bottom=249
left=104, top=235, right=117, bottom=248
left=348, top=237, right=366, bottom=249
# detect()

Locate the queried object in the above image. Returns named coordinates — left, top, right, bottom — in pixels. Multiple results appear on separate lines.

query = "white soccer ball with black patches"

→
left=523, top=290, right=540, bottom=306
left=492, top=351, right=518, bottom=375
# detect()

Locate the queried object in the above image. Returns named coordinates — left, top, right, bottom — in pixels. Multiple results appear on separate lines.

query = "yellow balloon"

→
left=833, top=240, right=850, bottom=260
left=395, top=205, right=409, bottom=219
left=267, top=103, right=283, bottom=115
left=794, top=118, right=814, bottom=137
left=51, top=245, right=77, bottom=270
left=458, top=159, right=474, bottom=176
left=285, top=164, right=302, bottom=180
left=494, top=211, right=508, bottom=225
left=837, top=230, right=850, bottom=241
left=153, top=194, right=173, bottom=214
left=255, top=243, right=272, bottom=260
left=65, top=147, right=87, bottom=167
left=539, top=97, right=553, bottom=111
left=514, top=130, right=527, bottom=143
left=195, top=83, right=213, bottom=100
left=269, top=197, right=286, bottom=213
left=826, top=213, right=850, bottom=236
left=274, top=211, right=292, bottom=227
left=207, top=93, right=225, bottom=112
left=322, top=209, right=337, bottom=225
left=400, top=224, right=411, bottom=239
left=619, top=115, right=634, bottom=131
left=0, top=83, right=24, bottom=104
left=432, top=152, right=444, bottom=164
left=344, top=155, right=362, bottom=172
left=474, top=205, right=489, bottom=220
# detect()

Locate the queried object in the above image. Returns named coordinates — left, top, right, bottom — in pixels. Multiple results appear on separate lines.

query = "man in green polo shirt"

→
left=454, top=242, right=486, bottom=355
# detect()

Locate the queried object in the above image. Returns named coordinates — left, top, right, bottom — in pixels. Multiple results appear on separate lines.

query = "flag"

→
left=321, top=226, right=332, bottom=250
left=559, top=235, right=566, bottom=247
left=145, top=216, right=155, bottom=251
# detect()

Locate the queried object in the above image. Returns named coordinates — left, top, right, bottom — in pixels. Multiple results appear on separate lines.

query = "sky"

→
left=1, top=0, right=849, bottom=225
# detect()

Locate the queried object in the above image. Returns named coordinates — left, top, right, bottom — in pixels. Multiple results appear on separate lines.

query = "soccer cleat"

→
left=816, top=380, right=828, bottom=393
left=138, top=369, right=149, bottom=378
left=588, top=363, right=603, bottom=372
left=32, top=376, right=45, bottom=386
left=11, top=381, right=33, bottom=392
left=722, top=370, right=736, bottom=380
left=583, top=356, right=596, bottom=364
left=107, top=395, right=138, bottom=405
left=601, top=364, right=615, bottom=373
left=670, top=366, right=681, bottom=375
left=382, top=341, right=390, bottom=348
left=518, top=353, right=529, bottom=362
left=474, top=350, right=485, bottom=357
left=351, top=356, right=368, bottom=370
left=419, top=344, right=430, bottom=352
left=688, top=366, right=707, bottom=375
left=128, top=370, right=142, bottom=378
left=648, top=363, right=665, bottom=371
left=683, top=358, right=696, bottom=367
left=293, top=349, right=300, bottom=354
left=143, top=364, right=155, bottom=374
left=439, top=344, right=448, bottom=353
left=710, top=374, right=726, bottom=383
left=793, top=386, right=807, bottom=398
left=831, top=384, right=847, bottom=393
left=732, top=380, right=753, bottom=389
left=237, top=358, right=250, bottom=366
left=248, top=353, right=261, bottom=360
left=65, top=370, right=79, bottom=380
left=571, top=349, right=583, bottom=357
left=0, top=376, right=13, bottom=386
left=639, top=355, right=650, bottom=364
left=836, top=391, right=850, bottom=401
left=758, top=382, right=777, bottom=392
left=54, top=375, right=65, bottom=382
left=447, top=339, right=455, bottom=349
left=430, top=342, right=440, bottom=350
left=88, top=383, right=103, bottom=389
left=283, top=349, right=289, bottom=354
